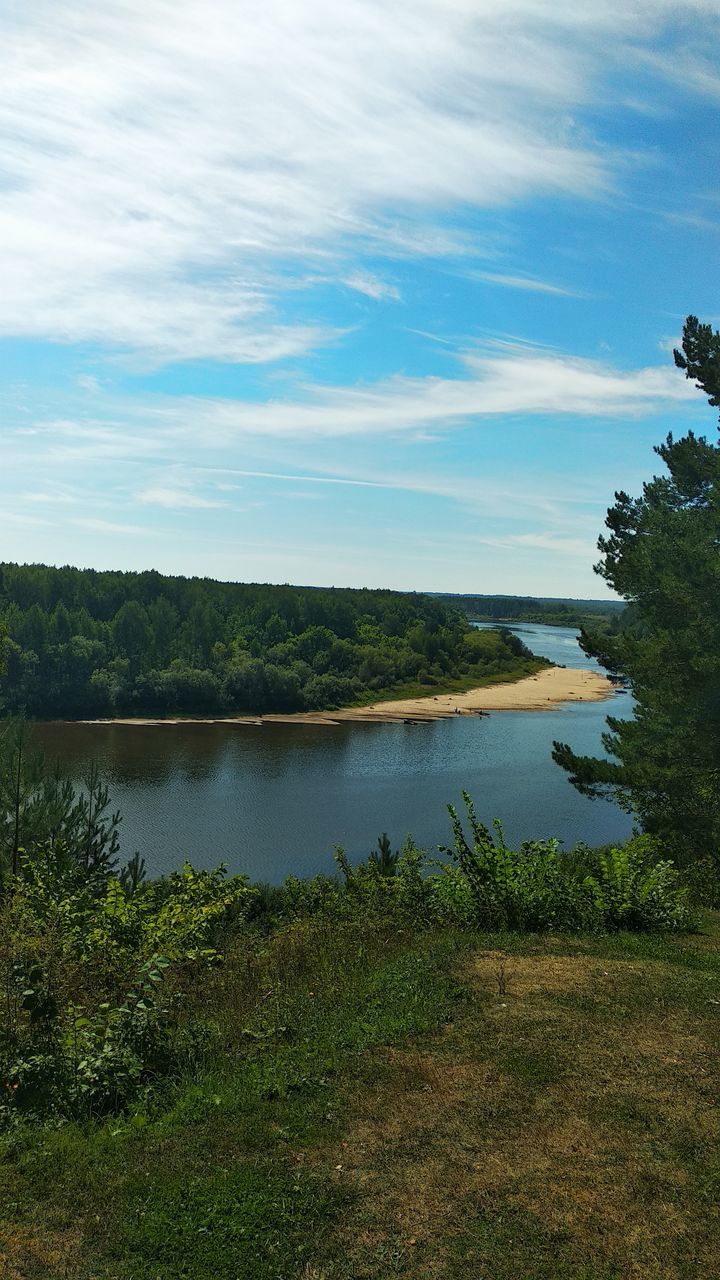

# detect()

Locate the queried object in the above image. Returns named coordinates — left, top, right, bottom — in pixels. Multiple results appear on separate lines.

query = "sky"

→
left=2, top=1, right=720, bottom=598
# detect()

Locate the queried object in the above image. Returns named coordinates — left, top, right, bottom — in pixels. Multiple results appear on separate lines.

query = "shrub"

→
left=583, top=837, right=696, bottom=932
left=0, top=864, right=255, bottom=1122
left=440, top=794, right=696, bottom=935
left=333, top=838, right=436, bottom=925
left=441, top=793, right=590, bottom=932
left=681, top=855, right=720, bottom=908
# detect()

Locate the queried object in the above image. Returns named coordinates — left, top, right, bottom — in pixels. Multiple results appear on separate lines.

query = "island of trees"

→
left=0, top=569, right=543, bottom=719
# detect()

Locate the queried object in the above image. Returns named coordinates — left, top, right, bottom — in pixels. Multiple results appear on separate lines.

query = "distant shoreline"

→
left=72, top=664, right=614, bottom=728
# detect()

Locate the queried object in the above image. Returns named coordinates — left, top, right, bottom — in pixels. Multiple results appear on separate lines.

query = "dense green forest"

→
left=435, top=592, right=626, bottom=629
left=0, top=565, right=541, bottom=718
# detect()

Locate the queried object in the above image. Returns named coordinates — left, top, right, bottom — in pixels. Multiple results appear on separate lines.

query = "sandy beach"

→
left=82, top=664, right=614, bottom=727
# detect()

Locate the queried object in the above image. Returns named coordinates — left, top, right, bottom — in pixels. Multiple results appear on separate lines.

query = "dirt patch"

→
left=0, top=1221, right=82, bottom=1280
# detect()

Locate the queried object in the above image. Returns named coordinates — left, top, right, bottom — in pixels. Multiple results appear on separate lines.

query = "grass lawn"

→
left=2, top=917, right=719, bottom=1279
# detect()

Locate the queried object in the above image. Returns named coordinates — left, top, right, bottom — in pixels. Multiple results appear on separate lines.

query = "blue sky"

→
left=2, top=1, right=720, bottom=597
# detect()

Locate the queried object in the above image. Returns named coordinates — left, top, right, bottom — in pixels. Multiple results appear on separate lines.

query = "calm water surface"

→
left=34, top=624, right=633, bottom=882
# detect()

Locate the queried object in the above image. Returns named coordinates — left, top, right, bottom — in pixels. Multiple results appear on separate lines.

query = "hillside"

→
left=3, top=915, right=717, bottom=1280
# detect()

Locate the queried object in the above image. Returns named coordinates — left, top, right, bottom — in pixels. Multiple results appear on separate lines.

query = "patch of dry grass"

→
left=0, top=1220, right=81, bottom=1280
left=320, top=934, right=720, bottom=1279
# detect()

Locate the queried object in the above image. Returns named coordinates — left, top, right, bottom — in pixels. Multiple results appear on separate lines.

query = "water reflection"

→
left=32, top=625, right=633, bottom=883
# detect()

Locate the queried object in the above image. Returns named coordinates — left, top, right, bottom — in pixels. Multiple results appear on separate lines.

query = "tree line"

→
left=0, top=569, right=538, bottom=718
left=436, top=593, right=625, bottom=629
left=554, top=315, right=720, bottom=862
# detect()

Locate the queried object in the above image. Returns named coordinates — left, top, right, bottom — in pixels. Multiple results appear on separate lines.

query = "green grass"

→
left=0, top=924, right=470, bottom=1279
left=3, top=917, right=719, bottom=1279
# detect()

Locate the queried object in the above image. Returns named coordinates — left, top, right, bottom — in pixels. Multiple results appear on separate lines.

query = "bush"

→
left=584, top=837, right=696, bottom=932
left=441, top=794, right=590, bottom=932
left=0, top=864, right=255, bottom=1122
left=681, top=856, right=720, bottom=909
left=440, top=793, right=696, bottom=935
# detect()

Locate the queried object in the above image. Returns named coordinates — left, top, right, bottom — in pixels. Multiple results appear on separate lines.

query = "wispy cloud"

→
left=8, top=346, right=699, bottom=467
left=342, top=272, right=401, bottom=302
left=150, top=348, right=699, bottom=443
left=72, top=517, right=157, bottom=536
left=472, top=271, right=581, bottom=297
left=1, top=2, right=717, bottom=365
left=504, top=531, right=599, bottom=559
left=139, top=487, right=226, bottom=510
left=199, top=463, right=613, bottom=526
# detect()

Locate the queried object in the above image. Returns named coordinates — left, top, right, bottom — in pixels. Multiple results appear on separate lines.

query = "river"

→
left=33, top=623, right=634, bottom=883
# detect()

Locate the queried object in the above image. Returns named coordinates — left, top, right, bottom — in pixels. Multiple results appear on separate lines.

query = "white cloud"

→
left=505, top=531, right=599, bottom=559
left=72, top=517, right=156, bottom=536
left=472, top=271, right=581, bottom=297
left=198, top=463, right=612, bottom=527
left=1, top=1, right=718, bottom=364
left=342, top=272, right=401, bottom=301
left=149, top=347, right=699, bottom=442
left=10, top=346, right=700, bottom=470
left=139, top=486, right=226, bottom=509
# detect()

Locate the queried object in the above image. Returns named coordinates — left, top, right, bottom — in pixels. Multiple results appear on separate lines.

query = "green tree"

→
left=0, top=719, right=121, bottom=885
left=112, top=601, right=151, bottom=666
left=147, top=596, right=178, bottom=666
left=553, top=316, right=720, bottom=861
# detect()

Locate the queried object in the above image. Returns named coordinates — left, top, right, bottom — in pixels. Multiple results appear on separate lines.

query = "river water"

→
left=33, top=624, right=634, bottom=883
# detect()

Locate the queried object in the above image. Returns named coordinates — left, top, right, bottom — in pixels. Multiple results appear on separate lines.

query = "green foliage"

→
left=3, top=958, right=174, bottom=1117
left=0, top=719, right=121, bottom=886
left=367, top=832, right=399, bottom=876
left=0, top=772, right=255, bottom=1121
left=673, top=312, right=720, bottom=409
left=258, top=797, right=695, bottom=941
left=584, top=837, right=695, bottom=932
left=681, top=856, right=720, bottom=909
left=333, top=838, right=436, bottom=924
left=442, top=792, right=591, bottom=932
left=554, top=315, right=720, bottom=861
left=0, top=564, right=545, bottom=719
left=441, top=793, right=695, bottom=935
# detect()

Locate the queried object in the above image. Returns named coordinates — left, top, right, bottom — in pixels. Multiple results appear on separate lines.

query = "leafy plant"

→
left=441, top=792, right=589, bottom=932
left=440, top=793, right=695, bottom=934
left=583, top=837, right=696, bottom=932
left=0, top=719, right=122, bottom=888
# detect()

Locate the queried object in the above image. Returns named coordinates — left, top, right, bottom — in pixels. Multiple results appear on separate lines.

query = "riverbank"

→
left=78, top=664, right=614, bottom=727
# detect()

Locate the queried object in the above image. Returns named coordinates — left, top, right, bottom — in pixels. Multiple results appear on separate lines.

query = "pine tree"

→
left=553, top=316, right=720, bottom=861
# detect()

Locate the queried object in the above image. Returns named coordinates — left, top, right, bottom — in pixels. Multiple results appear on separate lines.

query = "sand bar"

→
left=77, top=665, right=614, bottom=728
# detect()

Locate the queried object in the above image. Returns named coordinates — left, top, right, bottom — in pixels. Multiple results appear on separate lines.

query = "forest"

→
left=436, top=592, right=626, bottom=629
left=0, top=565, right=540, bottom=718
